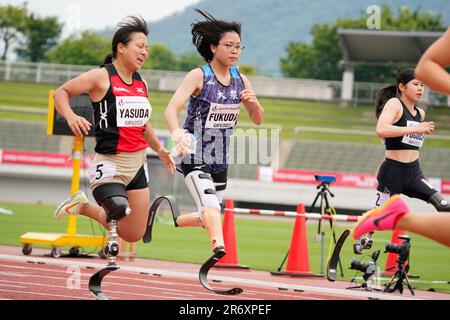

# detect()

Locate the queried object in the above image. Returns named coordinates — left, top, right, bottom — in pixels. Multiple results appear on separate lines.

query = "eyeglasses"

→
left=218, top=43, right=245, bottom=52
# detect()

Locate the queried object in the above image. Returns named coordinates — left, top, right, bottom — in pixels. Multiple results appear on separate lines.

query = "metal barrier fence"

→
left=2, top=60, right=448, bottom=106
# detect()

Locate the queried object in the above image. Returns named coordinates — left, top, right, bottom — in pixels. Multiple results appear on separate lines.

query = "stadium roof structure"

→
left=336, top=28, right=444, bottom=103
left=337, top=28, right=443, bottom=66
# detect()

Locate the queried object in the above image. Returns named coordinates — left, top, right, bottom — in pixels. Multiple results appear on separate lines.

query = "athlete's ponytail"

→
left=103, top=53, right=113, bottom=64
left=375, top=84, right=397, bottom=119
left=375, top=68, right=415, bottom=119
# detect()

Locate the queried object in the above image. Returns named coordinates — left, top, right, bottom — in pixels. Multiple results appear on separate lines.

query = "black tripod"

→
left=347, top=251, right=382, bottom=292
left=348, top=280, right=382, bottom=292
left=275, top=177, right=344, bottom=277
left=384, top=260, right=415, bottom=295
left=310, top=179, right=344, bottom=277
left=347, top=274, right=383, bottom=292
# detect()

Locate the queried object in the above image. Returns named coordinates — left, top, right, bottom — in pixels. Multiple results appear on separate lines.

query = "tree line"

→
left=1, top=3, right=446, bottom=80
left=280, top=5, right=446, bottom=82
left=0, top=3, right=204, bottom=71
left=0, top=3, right=60, bottom=62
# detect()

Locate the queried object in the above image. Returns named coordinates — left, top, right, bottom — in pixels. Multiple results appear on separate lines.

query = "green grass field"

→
left=1, top=201, right=449, bottom=293
left=1, top=81, right=450, bottom=147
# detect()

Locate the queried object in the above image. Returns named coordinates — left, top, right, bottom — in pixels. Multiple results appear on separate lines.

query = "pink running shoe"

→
left=351, top=195, right=410, bottom=239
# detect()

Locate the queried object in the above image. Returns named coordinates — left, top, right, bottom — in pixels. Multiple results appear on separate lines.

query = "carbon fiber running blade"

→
left=326, top=229, right=350, bottom=282
left=199, top=251, right=243, bottom=296
left=143, top=195, right=180, bottom=244
left=143, top=204, right=157, bottom=244
left=88, top=265, right=119, bottom=300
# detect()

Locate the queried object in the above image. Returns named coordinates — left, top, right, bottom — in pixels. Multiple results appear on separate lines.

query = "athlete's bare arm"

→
left=54, top=68, right=109, bottom=136
left=416, top=27, right=450, bottom=94
left=376, top=98, right=434, bottom=138
left=144, top=124, right=175, bottom=174
left=164, top=68, right=203, bottom=132
left=240, top=74, right=264, bottom=125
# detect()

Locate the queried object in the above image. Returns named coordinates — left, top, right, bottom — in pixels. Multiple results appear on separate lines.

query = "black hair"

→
left=191, top=8, right=242, bottom=63
left=103, top=15, right=149, bottom=64
left=375, top=68, right=415, bottom=119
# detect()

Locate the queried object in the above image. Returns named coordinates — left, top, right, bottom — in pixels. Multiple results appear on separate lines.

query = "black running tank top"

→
left=384, top=99, right=424, bottom=150
left=91, top=64, right=151, bottom=154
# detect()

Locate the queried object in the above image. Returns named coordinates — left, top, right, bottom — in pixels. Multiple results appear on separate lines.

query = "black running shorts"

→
left=376, top=158, right=438, bottom=202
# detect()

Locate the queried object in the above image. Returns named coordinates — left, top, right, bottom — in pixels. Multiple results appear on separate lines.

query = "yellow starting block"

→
left=20, top=232, right=107, bottom=258
left=19, top=91, right=107, bottom=257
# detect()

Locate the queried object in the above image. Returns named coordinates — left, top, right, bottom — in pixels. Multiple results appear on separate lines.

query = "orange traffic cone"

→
left=382, top=229, right=405, bottom=276
left=214, top=198, right=249, bottom=269
left=271, top=203, right=322, bottom=277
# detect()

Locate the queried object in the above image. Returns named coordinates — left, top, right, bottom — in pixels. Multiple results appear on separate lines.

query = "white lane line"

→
left=0, top=271, right=29, bottom=277
left=0, top=284, right=27, bottom=289
left=0, top=267, right=257, bottom=300
left=0, top=278, right=188, bottom=300
left=0, top=288, right=87, bottom=300
left=0, top=254, right=423, bottom=300
left=0, top=264, right=259, bottom=300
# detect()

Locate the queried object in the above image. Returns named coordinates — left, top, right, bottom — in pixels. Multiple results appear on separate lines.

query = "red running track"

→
left=0, top=245, right=448, bottom=301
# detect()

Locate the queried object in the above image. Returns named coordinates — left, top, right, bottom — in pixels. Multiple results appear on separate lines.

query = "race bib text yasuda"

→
left=116, top=96, right=151, bottom=127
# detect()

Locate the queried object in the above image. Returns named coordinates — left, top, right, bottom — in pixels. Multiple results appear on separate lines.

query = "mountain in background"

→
left=102, top=0, right=450, bottom=75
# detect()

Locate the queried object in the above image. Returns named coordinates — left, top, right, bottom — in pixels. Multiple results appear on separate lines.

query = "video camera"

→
left=314, top=175, right=336, bottom=184
left=385, top=235, right=411, bottom=264
left=353, top=231, right=374, bottom=255
left=383, top=235, right=414, bottom=295
left=350, top=250, right=380, bottom=281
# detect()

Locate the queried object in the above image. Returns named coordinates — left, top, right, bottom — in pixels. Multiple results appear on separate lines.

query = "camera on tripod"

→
left=353, top=231, right=374, bottom=255
left=349, top=250, right=380, bottom=281
left=314, top=175, right=336, bottom=184
left=385, top=235, right=410, bottom=264
left=383, top=235, right=415, bottom=295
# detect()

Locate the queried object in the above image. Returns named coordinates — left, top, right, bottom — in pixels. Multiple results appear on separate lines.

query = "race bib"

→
left=205, top=103, right=240, bottom=129
left=116, top=96, right=151, bottom=127
left=88, top=161, right=116, bottom=184
left=401, top=120, right=424, bottom=148
left=375, top=191, right=390, bottom=207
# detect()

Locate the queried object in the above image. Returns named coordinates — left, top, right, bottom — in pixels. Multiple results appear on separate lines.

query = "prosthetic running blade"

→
left=326, top=229, right=350, bottom=282
left=88, top=265, right=119, bottom=300
left=143, top=195, right=180, bottom=243
left=199, top=249, right=243, bottom=295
